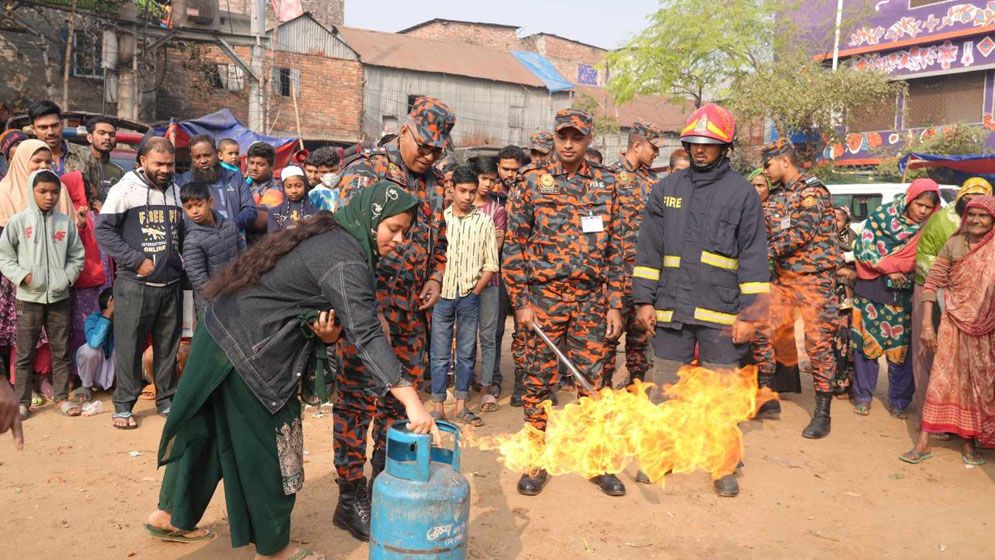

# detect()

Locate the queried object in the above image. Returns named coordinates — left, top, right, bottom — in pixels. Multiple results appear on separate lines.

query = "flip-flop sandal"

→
left=480, top=394, right=499, bottom=412
left=962, top=452, right=986, bottom=466
left=287, top=548, right=326, bottom=560
left=899, top=450, right=933, bottom=464
left=143, top=523, right=216, bottom=543
left=455, top=408, right=484, bottom=427
left=139, top=385, right=156, bottom=401
left=852, top=403, right=870, bottom=416
left=31, top=393, right=44, bottom=407
left=112, top=412, right=138, bottom=430
left=889, top=407, right=909, bottom=420
left=59, top=400, right=82, bottom=417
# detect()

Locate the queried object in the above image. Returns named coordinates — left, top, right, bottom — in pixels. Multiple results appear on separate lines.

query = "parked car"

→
left=827, top=182, right=957, bottom=233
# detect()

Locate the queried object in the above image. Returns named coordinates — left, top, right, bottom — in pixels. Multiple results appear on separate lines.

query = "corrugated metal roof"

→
left=337, top=27, right=549, bottom=88
left=575, top=86, right=690, bottom=132
left=270, top=14, right=358, bottom=60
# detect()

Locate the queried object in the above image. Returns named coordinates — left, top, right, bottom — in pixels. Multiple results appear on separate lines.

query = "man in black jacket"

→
left=95, top=137, right=185, bottom=429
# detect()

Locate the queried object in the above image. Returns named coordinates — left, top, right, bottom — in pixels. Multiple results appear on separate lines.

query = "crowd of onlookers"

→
left=0, top=97, right=992, bottom=471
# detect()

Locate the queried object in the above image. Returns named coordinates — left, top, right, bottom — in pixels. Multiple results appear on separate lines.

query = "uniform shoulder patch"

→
left=801, top=195, right=818, bottom=208
left=618, top=171, right=630, bottom=184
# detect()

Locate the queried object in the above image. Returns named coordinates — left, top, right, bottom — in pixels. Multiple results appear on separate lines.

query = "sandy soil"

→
left=2, top=328, right=994, bottom=560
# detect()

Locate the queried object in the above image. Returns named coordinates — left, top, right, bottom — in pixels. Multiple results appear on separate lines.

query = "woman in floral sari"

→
left=900, top=196, right=995, bottom=465
left=851, top=179, right=940, bottom=418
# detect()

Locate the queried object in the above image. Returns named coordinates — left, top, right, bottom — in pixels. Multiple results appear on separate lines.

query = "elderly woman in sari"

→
left=851, top=179, right=940, bottom=418
left=900, top=196, right=995, bottom=465
left=911, top=177, right=992, bottom=414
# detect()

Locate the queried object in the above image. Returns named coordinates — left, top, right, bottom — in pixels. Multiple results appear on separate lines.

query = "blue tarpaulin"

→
left=152, top=109, right=298, bottom=167
left=512, top=51, right=574, bottom=93
left=898, top=152, right=995, bottom=185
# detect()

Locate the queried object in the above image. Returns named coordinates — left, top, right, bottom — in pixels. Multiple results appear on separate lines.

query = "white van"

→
left=826, top=183, right=958, bottom=233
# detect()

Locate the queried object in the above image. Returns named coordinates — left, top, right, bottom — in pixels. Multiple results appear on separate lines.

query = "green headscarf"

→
left=334, top=181, right=419, bottom=271
left=746, top=167, right=773, bottom=191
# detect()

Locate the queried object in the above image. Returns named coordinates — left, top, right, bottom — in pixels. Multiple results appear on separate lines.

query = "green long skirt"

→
left=156, top=327, right=303, bottom=555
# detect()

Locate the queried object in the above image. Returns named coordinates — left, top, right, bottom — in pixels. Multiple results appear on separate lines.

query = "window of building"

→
left=213, top=64, right=245, bottom=92
left=905, top=71, right=985, bottom=128
left=71, top=30, right=102, bottom=79
left=847, top=95, right=898, bottom=132
left=407, top=94, right=425, bottom=114
left=272, top=67, right=300, bottom=97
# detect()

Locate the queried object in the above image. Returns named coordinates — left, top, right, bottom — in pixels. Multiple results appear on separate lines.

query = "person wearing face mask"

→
left=331, top=97, right=454, bottom=541
left=307, top=146, right=343, bottom=212
left=95, top=137, right=186, bottom=429
left=632, top=104, right=769, bottom=498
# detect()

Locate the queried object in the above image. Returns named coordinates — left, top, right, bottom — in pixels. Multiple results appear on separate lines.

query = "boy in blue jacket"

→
left=75, top=287, right=115, bottom=401
left=0, top=170, right=85, bottom=420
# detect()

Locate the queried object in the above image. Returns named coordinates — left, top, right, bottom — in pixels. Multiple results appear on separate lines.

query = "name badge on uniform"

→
left=538, top=174, right=559, bottom=194
left=779, top=216, right=791, bottom=230
left=582, top=214, right=605, bottom=233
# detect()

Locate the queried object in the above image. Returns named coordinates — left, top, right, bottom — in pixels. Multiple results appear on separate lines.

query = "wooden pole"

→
left=61, top=0, right=79, bottom=110
left=291, top=81, right=304, bottom=151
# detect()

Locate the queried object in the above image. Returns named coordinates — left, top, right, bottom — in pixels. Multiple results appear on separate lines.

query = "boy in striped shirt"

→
left=430, top=165, right=499, bottom=426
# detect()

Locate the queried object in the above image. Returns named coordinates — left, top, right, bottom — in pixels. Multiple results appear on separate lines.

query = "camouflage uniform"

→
left=528, top=130, right=554, bottom=166
left=503, top=110, right=624, bottom=431
left=766, top=172, right=840, bottom=393
left=333, top=98, right=454, bottom=481
left=603, top=122, right=664, bottom=387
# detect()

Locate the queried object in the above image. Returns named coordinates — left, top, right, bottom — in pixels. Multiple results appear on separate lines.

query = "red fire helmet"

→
left=680, top=103, right=736, bottom=145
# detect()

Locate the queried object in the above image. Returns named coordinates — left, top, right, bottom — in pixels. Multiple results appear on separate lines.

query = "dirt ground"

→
left=2, top=325, right=994, bottom=560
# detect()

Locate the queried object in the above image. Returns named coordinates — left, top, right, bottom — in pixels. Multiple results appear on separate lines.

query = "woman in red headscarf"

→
left=900, top=196, right=995, bottom=465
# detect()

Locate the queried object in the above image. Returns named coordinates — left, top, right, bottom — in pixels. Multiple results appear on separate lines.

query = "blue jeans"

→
left=430, top=293, right=480, bottom=402
left=477, top=286, right=500, bottom=388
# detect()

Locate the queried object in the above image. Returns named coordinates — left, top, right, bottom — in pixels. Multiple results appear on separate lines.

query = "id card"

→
left=779, top=216, right=791, bottom=230
left=581, top=215, right=605, bottom=233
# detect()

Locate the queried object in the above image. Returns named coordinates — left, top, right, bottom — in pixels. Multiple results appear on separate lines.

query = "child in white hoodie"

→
left=0, top=170, right=84, bottom=420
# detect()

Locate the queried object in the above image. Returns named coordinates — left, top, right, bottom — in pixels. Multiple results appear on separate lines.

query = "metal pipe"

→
left=530, top=323, right=598, bottom=395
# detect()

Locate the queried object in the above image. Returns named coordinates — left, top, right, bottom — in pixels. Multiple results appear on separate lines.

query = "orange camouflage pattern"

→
left=529, top=130, right=553, bottom=155
left=406, top=96, right=456, bottom=149
left=554, top=108, right=593, bottom=135
left=333, top=142, right=447, bottom=481
left=632, top=120, right=667, bottom=147
left=503, top=158, right=624, bottom=430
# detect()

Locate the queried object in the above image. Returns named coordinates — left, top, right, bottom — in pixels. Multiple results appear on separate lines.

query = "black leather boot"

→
left=333, top=477, right=372, bottom=542
left=756, top=374, right=781, bottom=420
left=635, top=469, right=652, bottom=484
left=368, top=448, right=386, bottom=494
left=510, top=370, right=525, bottom=407
left=802, top=392, right=832, bottom=439
left=713, top=474, right=739, bottom=497
left=517, top=469, right=549, bottom=496
left=590, top=473, right=626, bottom=496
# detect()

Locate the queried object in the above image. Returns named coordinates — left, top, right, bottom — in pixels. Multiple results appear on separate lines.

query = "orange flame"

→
left=470, top=366, right=776, bottom=484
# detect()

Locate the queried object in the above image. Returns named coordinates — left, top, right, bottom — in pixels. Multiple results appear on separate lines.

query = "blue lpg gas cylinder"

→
left=370, top=420, right=469, bottom=559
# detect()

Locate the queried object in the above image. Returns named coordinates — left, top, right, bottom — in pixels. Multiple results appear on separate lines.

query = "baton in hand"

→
left=531, top=323, right=598, bottom=395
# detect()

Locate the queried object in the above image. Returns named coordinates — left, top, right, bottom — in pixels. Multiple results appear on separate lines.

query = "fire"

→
left=470, top=366, right=776, bottom=484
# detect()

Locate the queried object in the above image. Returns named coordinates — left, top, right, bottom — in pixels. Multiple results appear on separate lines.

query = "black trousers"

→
left=14, top=298, right=71, bottom=406
left=111, top=279, right=182, bottom=414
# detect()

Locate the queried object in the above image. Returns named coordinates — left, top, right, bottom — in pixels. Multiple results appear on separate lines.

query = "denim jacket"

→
left=204, top=228, right=404, bottom=413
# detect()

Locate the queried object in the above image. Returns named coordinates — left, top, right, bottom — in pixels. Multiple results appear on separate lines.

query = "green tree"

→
left=873, top=124, right=990, bottom=181
left=571, top=92, right=620, bottom=135
left=728, top=53, right=904, bottom=160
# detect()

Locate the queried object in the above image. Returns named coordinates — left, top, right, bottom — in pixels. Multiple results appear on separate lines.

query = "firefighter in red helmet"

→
left=632, top=104, right=770, bottom=498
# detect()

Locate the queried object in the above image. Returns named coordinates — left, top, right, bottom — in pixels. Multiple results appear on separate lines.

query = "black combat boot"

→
left=333, top=477, right=372, bottom=542
left=802, top=392, right=833, bottom=439
left=368, top=448, right=386, bottom=494
left=756, top=374, right=781, bottom=420
left=713, top=474, right=739, bottom=497
left=590, top=473, right=626, bottom=496
left=510, top=370, right=525, bottom=407
left=517, top=469, right=549, bottom=496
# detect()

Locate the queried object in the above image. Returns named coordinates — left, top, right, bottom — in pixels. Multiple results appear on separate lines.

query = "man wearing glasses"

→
left=332, top=97, right=456, bottom=542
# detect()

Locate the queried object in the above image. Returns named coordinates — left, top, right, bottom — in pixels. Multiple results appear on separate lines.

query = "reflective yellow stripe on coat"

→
left=693, top=307, right=736, bottom=326
left=663, top=255, right=681, bottom=268
left=633, top=266, right=660, bottom=281
left=700, top=251, right=738, bottom=270
left=739, top=282, right=770, bottom=294
left=655, top=309, right=674, bottom=323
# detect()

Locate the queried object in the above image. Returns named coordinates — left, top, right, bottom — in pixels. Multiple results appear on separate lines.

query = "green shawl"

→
left=333, top=180, right=419, bottom=272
